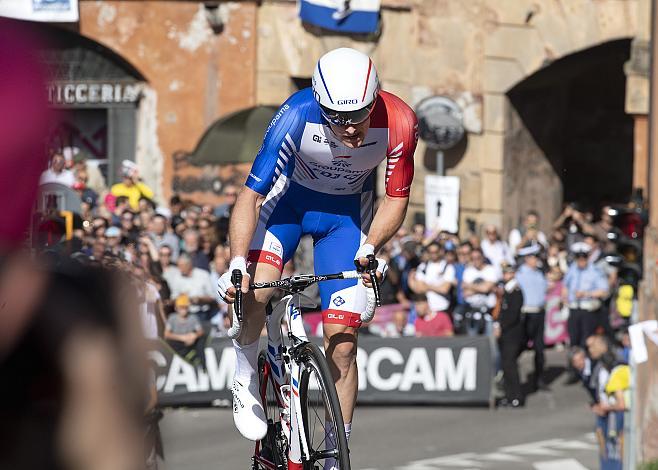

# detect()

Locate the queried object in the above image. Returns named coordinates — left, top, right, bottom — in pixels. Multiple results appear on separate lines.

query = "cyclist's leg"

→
left=231, top=194, right=301, bottom=441
left=310, top=208, right=371, bottom=425
left=236, top=189, right=303, bottom=343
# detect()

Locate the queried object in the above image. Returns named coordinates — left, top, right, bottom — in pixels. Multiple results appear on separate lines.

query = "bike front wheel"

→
left=298, top=342, right=350, bottom=470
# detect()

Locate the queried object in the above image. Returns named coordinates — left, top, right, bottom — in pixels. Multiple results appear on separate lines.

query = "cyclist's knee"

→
left=249, top=288, right=274, bottom=306
left=324, top=330, right=357, bottom=375
left=246, top=261, right=280, bottom=306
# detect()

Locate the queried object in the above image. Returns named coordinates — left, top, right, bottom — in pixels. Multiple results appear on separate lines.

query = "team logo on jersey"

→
left=331, top=155, right=352, bottom=168
left=268, top=241, right=283, bottom=256
left=333, top=296, right=346, bottom=307
left=312, top=134, right=338, bottom=148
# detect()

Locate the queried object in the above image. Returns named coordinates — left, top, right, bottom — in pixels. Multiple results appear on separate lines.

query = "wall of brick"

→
left=79, top=0, right=257, bottom=204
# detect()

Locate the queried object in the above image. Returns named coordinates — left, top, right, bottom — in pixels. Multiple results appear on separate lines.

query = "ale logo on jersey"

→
left=337, top=99, right=358, bottom=105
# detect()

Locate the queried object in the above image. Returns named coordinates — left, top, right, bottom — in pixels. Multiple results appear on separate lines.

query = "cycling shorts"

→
left=248, top=181, right=373, bottom=328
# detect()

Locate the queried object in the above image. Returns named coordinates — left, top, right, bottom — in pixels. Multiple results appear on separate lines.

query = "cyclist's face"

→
left=329, top=117, right=371, bottom=149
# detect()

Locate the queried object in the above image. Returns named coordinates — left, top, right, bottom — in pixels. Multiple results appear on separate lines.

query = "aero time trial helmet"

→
left=312, top=48, right=379, bottom=126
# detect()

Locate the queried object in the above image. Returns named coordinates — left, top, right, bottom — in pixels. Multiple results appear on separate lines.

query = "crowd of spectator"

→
left=39, top=152, right=634, bottom=441
left=38, top=151, right=238, bottom=367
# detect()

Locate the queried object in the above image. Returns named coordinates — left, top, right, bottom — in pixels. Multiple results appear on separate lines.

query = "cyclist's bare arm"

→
left=225, top=186, right=265, bottom=299
left=229, top=186, right=265, bottom=258
left=364, top=195, right=409, bottom=252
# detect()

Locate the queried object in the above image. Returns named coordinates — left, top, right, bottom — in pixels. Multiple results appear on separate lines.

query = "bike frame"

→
left=232, top=260, right=381, bottom=470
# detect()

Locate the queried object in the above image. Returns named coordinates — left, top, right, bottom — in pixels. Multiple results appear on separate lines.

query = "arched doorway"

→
left=503, top=39, right=634, bottom=229
left=39, top=25, right=146, bottom=186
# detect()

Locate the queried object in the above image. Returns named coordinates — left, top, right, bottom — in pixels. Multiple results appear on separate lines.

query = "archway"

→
left=503, top=39, right=633, bottom=229
left=38, top=24, right=146, bottom=186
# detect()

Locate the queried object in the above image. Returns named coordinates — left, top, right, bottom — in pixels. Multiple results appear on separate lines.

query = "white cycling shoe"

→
left=232, top=377, right=267, bottom=441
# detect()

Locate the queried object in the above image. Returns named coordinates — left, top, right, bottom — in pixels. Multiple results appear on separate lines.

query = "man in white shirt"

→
left=463, top=248, right=499, bottom=309
left=39, top=152, right=75, bottom=187
left=508, top=211, right=548, bottom=254
left=166, top=253, right=216, bottom=319
left=481, top=225, right=514, bottom=277
left=409, top=243, right=456, bottom=314
left=462, top=248, right=499, bottom=335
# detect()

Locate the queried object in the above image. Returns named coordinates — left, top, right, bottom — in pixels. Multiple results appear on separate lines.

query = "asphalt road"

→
left=160, top=349, right=599, bottom=470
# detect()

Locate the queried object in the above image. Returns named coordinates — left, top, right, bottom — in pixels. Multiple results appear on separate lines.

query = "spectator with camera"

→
left=110, top=160, right=155, bottom=211
left=509, top=210, right=548, bottom=254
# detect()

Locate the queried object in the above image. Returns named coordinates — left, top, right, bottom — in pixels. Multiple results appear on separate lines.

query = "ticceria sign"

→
left=150, top=336, right=493, bottom=406
left=47, top=81, right=143, bottom=105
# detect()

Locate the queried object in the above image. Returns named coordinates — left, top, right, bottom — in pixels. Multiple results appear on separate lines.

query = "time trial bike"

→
left=227, top=255, right=382, bottom=470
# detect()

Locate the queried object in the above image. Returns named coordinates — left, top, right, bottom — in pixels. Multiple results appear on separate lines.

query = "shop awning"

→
left=189, top=105, right=279, bottom=166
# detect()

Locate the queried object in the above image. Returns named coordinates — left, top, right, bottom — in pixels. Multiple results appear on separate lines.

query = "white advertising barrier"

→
left=150, top=336, right=493, bottom=406
left=424, top=175, right=460, bottom=233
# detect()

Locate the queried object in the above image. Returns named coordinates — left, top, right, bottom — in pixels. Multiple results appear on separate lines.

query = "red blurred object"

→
left=618, top=212, right=644, bottom=239
left=0, top=20, right=53, bottom=249
left=104, top=193, right=117, bottom=212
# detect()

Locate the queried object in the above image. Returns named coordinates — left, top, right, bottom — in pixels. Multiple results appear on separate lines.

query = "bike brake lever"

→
left=231, top=270, right=243, bottom=322
left=366, top=254, right=382, bottom=307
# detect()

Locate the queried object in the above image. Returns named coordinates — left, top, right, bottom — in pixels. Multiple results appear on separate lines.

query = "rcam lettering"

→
left=356, top=346, right=477, bottom=392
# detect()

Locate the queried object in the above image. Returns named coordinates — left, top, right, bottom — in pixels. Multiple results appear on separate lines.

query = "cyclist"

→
left=217, top=47, right=417, bottom=468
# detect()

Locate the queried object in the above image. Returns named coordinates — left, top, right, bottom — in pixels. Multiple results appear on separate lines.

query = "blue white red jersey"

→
left=245, top=88, right=418, bottom=198
left=244, top=88, right=417, bottom=328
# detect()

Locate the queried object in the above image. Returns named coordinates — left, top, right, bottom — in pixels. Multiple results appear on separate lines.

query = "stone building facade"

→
left=42, top=0, right=649, bottom=234
left=255, top=0, right=650, bottom=234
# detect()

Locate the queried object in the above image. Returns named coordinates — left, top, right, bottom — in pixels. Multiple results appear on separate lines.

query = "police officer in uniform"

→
left=515, top=244, right=549, bottom=390
left=494, top=264, right=524, bottom=408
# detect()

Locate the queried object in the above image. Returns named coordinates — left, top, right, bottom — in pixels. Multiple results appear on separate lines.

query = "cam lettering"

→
left=156, top=347, right=235, bottom=393
left=337, top=99, right=358, bottom=105
left=357, top=346, right=478, bottom=392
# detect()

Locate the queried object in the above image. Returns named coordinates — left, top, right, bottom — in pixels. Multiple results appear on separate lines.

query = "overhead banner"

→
left=151, top=336, right=493, bottom=406
left=0, top=0, right=79, bottom=22
left=424, top=175, right=460, bottom=233
left=299, top=0, right=380, bottom=34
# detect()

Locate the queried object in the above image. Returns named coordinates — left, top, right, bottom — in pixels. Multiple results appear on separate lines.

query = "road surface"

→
left=160, top=349, right=599, bottom=470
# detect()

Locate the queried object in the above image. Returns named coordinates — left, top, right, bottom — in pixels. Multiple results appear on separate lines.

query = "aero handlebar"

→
left=226, top=258, right=382, bottom=339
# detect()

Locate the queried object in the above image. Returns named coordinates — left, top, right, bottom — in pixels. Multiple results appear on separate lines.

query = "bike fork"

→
left=288, top=361, right=308, bottom=468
